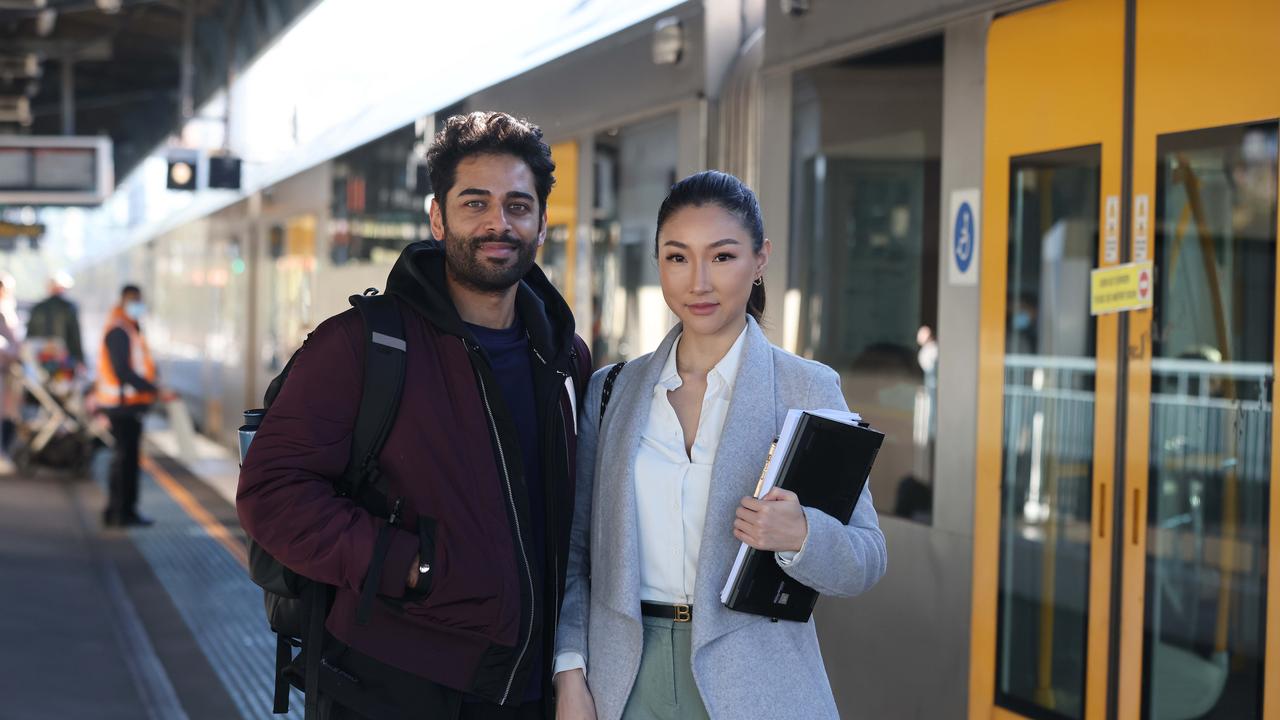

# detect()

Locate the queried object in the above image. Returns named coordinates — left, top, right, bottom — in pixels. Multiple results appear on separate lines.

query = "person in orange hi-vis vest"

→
left=96, top=284, right=174, bottom=527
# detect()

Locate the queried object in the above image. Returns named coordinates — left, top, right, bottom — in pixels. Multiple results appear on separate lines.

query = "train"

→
left=42, top=0, right=1280, bottom=718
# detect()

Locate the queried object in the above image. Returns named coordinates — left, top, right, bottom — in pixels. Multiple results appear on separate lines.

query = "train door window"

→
left=591, top=113, right=678, bottom=363
left=542, top=141, right=579, bottom=307
left=789, top=34, right=943, bottom=523
left=1141, top=122, right=1277, bottom=720
left=996, top=147, right=1100, bottom=720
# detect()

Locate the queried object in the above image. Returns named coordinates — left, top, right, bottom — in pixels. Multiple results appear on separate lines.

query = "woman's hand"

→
left=734, top=488, right=808, bottom=552
left=554, top=669, right=598, bottom=720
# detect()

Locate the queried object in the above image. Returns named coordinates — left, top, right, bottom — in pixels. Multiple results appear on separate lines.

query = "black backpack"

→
left=244, top=290, right=407, bottom=718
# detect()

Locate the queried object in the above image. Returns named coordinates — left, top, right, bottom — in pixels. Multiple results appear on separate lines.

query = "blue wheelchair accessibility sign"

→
left=948, top=189, right=980, bottom=285
left=954, top=202, right=974, bottom=273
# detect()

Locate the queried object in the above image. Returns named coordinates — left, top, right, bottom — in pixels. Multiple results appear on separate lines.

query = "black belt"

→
left=640, top=602, right=692, bottom=623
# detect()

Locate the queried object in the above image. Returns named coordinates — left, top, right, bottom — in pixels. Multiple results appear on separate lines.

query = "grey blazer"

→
left=556, top=318, right=887, bottom=720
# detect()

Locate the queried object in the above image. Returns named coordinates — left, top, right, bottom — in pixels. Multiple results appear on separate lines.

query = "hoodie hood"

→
left=384, top=240, right=578, bottom=365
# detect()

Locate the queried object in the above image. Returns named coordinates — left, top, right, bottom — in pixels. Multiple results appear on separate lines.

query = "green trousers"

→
left=621, top=616, right=711, bottom=720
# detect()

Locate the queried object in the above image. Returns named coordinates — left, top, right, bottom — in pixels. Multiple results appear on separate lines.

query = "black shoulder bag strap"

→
left=345, top=291, right=408, bottom=626
left=598, top=361, right=625, bottom=430
left=341, top=291, right=407, bottom=504
left=302, top=290, right=407, bottom=720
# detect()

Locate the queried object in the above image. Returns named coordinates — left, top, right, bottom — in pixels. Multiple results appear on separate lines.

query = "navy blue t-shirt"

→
left=465, top=319, right=545, bottom=702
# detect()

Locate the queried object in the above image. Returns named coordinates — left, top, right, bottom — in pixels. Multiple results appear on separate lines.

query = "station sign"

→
left=1090, top=261, right=1154, bottom=315
left=0, top=135, right=113, bottom=205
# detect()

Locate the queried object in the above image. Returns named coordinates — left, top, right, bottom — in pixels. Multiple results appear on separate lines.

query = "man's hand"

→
left=554, top=669, right=597, bottom=720
left=733, top=488, right=808, bottom=552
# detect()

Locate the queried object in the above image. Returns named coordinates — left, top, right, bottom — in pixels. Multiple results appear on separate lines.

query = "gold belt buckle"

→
left=674, top=604, right=692, bottom=623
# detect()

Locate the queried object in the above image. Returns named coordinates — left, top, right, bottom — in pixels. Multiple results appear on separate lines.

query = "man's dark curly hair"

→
left=426, top=111, right=556, bottom=220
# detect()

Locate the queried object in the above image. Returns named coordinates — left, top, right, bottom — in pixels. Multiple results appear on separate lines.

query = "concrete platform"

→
left=0, top=432, right=302, bottom=719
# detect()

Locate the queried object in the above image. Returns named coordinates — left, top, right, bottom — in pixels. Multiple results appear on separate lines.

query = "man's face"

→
left=430, top=153, right=545, bottom=294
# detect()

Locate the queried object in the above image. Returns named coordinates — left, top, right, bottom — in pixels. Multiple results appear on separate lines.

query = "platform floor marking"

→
left=124, top=455, right=303, bottom=719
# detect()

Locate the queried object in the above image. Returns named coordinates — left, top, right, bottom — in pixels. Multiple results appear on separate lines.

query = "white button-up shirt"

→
left=635, top=326, right=747, bottom=604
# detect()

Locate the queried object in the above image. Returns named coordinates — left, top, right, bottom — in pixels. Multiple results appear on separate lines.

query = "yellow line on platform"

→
left=141, top=455, right=249, bottom=570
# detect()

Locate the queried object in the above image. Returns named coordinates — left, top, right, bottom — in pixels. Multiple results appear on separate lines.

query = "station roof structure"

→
left=0, top=0, right=315, bottom=181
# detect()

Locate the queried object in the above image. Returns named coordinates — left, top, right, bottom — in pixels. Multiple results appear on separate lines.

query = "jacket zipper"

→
left=533, top=340, right=572, bottom=650
left=554, top=405, right=569, bottom=632
left=469, top=339, right=536, bottom=705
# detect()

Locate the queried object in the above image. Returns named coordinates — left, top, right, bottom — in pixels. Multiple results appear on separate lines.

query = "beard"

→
left=442, top=226, right=539, bottom=294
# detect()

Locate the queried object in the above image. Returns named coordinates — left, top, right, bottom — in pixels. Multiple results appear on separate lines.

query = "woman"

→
left=554, top=171, right=887, bottom=720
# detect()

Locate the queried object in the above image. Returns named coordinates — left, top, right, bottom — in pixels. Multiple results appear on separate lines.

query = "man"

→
left=238, top=111, right=590, bottom=719
left=26, top=271, right=84, bottom=368
left=96, top=284, right=172, bottom=527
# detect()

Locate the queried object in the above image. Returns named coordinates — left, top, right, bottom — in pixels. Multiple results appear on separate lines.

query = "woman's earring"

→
left=753, top=275, right=764, bottom=286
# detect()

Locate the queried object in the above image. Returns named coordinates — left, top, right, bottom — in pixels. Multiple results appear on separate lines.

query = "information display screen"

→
left=33, top=148, right=98, bottom=190
left=0, top=137, right=112, bottom=204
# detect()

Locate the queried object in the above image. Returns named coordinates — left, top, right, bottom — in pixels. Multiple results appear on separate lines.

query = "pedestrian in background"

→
left=26, top=271, right=84, bottom=374
left=96, top=284, right=173, bottom=527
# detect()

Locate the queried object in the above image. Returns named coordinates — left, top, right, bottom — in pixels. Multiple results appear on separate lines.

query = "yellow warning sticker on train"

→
left=1090, top=261, right=1153, bottom=315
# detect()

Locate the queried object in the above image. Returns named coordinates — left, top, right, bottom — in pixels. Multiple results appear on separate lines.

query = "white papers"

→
left=719, top=408, right=861, bottom=604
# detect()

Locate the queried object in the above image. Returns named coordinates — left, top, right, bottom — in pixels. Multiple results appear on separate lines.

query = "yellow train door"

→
left=1121, top=2, right=1280, bottom=718
left=971, top=1, right=1280, bottom=718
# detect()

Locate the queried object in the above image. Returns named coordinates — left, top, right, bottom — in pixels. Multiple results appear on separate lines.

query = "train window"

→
left=996, top=145, right=1100, bottom=720
left=789, top=34, right=943, bottom=524
left=1142, top=122, right=1276, bottom=720
left=591, top=113, right=679, bottom=364
left=329, top=124, right=432, bottom=266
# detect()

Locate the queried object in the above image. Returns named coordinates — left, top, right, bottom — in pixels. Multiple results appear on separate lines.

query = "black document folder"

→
left=720, top=410, right=883, bottom=622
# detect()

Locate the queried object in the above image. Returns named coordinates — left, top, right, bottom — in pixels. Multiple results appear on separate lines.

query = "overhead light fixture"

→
left=168, top=160, right=195, bottom=190
left=95, top=0, right=121, bottom=14
left=780, top=0, right=811, bottom=16
left=167, top=150, right=199, bottom=191
left=652, top=17, right=683, bottom=65
left=35, top=9, right=56, bottom=37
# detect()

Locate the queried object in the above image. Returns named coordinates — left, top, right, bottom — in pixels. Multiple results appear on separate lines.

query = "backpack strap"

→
left=340, top=291, right=407, bottom=506
left=598, top=362, right=625, bottom=430
left=342, top=291, right=409, bottom=628
left=302, top=582, right=328, bottom=719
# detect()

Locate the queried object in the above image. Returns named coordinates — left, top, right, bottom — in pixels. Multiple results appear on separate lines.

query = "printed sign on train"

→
left=1090, top=261, right=1154, bottom=315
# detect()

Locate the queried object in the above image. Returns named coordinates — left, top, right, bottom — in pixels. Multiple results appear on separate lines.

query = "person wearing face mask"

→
left=554, top=171, right=887, bottom=720
left=95, top=284, right=175, bottom=527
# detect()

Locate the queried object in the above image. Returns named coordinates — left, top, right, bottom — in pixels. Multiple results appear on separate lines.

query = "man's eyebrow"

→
left=505, top=191, right=536, bottom=203
left=457, top=188, right=491, bottom=197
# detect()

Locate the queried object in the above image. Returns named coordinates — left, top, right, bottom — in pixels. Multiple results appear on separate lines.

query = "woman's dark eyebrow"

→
left=661, top=238, right=742, bottom=249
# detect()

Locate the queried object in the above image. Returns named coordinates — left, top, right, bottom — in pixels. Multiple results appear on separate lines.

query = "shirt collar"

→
left=656, top=324, right=750, bottom=394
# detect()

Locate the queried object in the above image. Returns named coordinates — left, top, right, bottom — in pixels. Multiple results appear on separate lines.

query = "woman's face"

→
left=657, top=204, right=769, bottom=338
